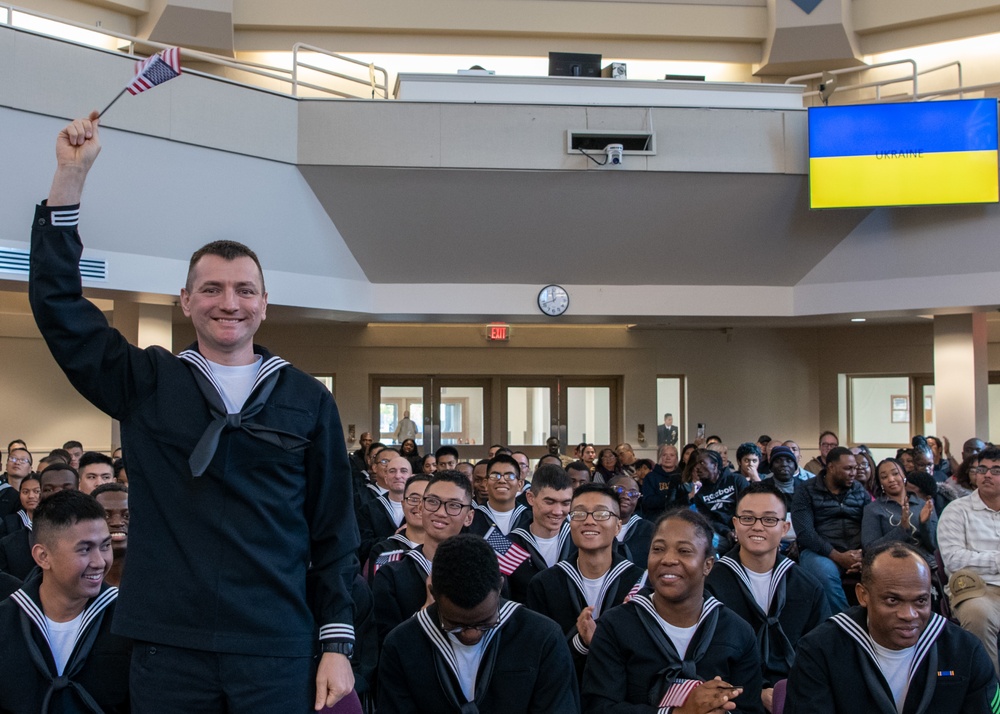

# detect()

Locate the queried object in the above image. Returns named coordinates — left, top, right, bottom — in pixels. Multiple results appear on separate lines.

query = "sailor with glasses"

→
left=372, top=471, right=476, bottom=644
left=527, top=483, right=645, bottom=679
left=1, top=449, right=35, bottom=518
left=469, top=454, right=532, bottom=538
left=938, top=444, right=1000, bottom=676
left=378, top=534, right=580, bottom=713
left=706, top=481, right=829, bottom=712
left=609, top=474, right=655, bottom=568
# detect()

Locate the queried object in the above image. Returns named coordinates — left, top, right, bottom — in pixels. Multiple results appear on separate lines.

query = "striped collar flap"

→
left=715, top=552, right=794, bottom=619
left=555, top=556, right=636, bottom=618
left=416, top=600, right=521, bottom=706
left=406, top=548, right=433, bottom=578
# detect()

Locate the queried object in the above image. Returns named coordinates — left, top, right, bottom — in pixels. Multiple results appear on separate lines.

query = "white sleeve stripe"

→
left=319, top=624, right=355, bottom=640
left=50, top=209, right=80, bottom=226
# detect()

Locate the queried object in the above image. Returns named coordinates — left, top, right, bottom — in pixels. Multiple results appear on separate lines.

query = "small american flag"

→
left=486, top=529, right=531, bottom=576
left=623, top=581, right=642, bottom=603
left=372, top=550, right=402, bottom=575
left=127, top=47, right=182, bottom=95
left=659, top=679, right=701, bottom=708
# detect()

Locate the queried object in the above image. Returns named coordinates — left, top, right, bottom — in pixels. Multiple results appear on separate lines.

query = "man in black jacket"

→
left=30, top=113, right=358, bottom=712
left=786, top=541, right=1000, bottom=713
left=792, top=445, right=868, bottom=614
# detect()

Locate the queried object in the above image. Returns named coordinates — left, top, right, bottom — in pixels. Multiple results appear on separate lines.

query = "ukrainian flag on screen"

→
left=809, top=99, right=999, bottom=208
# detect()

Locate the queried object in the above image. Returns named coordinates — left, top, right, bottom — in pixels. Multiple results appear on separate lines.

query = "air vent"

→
left=567, top=130, right=655, bottom=154
left=0, top=247, right=107, bottom=281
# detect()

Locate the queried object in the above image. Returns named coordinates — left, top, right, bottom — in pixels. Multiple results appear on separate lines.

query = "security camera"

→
left=605, top=144, right=624, bottom=165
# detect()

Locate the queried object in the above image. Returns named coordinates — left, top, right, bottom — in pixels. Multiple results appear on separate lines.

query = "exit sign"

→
left=487, top=323, right=510, bottom=342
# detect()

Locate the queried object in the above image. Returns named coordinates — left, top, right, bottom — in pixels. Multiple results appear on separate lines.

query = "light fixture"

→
left=851, top=318, right=866, bottom=323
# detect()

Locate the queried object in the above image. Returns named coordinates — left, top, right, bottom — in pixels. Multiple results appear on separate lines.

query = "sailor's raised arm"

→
left=48, top=110, right=101, bottom=206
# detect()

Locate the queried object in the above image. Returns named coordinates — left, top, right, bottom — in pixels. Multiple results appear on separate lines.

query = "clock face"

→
left=538, top=285, right=569, bottom=316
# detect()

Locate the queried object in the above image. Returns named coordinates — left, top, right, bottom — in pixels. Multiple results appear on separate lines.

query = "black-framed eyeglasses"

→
left=487, top=472, right=519, bottom=482
left=974, top=466, right=1000, bottom=476
left=403, top=494, right=423, bottom=506
left=568, top=509, right=619, bottom=522
left=439, top=603, right=500, bottom=635
left=7, top=457, right=30, bottom=466
left=423, top=495, right=472, bottom=516
left=736, top=515, right=782, bottom=528
left=612, top=486, right=640, bottom=499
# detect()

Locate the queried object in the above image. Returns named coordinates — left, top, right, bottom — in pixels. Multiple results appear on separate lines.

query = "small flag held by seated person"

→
left=659, top=679, right=702, bottom=708
left=99, top=47, right=182, bottom=117
left=485, top=527, right=531, bottom=576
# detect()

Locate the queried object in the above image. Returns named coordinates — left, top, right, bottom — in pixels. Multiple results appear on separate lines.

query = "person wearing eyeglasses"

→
left=470, top=454, right=532, bottom=538
left=938, top=444, right=1000, bottom=676
left=357, top=455, right=412, bottom=565
left=527, top=483, right=645, bottom=678
left=609, top=474, right=654, bottom=569
left=1, top=448, right=35, bottom=519
left=378, top=534, right=580, bottom=713
left=372, top=471, right=476, bottom=644
left=706, top=481, right=830, bottom=712
left=365, top=474, right=430, bottom=584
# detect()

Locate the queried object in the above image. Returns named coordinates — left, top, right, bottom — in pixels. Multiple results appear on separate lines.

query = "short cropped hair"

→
left=91, top=482, right=128, bottom=499
left=734, top=480, right=788, bottom=516
left=33, top=490, right=106, bottom=547
left=426, top=470, right=474, bottom=503
left=431, top=534, right=501, bottom=607
left=978, top=445, right=1000, bottom=463
left=435, top=445, right=460, bottom=461
left=487, top=453, right=520, bottom=475
left=187, top=240, right=265, bottom=292
left=655, top=508, right=715, bottom=558
left=403, top=474, right=432, bottom=495
left=861, top=540, right=929, bottom=589
left=78, top=451, right=114, bottom=471
left=572, top=483, right=620, bottom=515
left=530, top=464, right=572, bottom=493
left=62, top=440, right=83, bottom=451
left=565, top=460, right=590, bottom=475
left=825, top=446, right=854, bottom=465
left=40, top=462, right=79, bottom=486
left=634, top=458, right=654, bottom=471
left=46, top=448, right=71, bottom=464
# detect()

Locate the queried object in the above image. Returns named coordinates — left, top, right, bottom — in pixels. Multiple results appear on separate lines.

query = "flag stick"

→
left=98, top=87, right=128, bottom=119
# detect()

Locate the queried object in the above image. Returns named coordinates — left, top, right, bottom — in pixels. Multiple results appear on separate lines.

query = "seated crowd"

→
left=2, top=430, right=1000, bottom=713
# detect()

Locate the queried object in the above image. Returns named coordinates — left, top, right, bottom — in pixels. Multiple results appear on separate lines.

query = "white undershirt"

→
left=488, top=506, right=515, bottom=535
left=388, top=499, right=404, bottom=526
left=534, top=533, right=560, bottom=568
left=581, top=573, right=609, bottom=613
left=745, top=568, right=772, bottom=612
left=872, top=641, right=916, bottom=714
left=659, top=618, right=699, bottom=659
left=208, top=357, right=261, bottom=413
left=46, top=612, right=84, bottom=675
left=448, top=632, right=488, bottom=702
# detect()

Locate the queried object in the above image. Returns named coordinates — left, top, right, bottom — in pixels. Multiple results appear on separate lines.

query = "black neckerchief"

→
left=831, top=607, right=946, bottom=714
left=10, top=576, right=118, bottom=713
left=415, top=600, right=519, bottom=713
left=632, top=593, right=723, bottom=707
left=716, top=547, right=796, bottom=675
left=179, top=346, right=297, bottom=477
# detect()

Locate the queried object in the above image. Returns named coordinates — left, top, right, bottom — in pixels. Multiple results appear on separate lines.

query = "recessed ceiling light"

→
left=851, top=318, right=866, bottom=323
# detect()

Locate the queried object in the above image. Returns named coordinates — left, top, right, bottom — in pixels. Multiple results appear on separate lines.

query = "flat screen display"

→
left=809, top=99, right=999, bottom=209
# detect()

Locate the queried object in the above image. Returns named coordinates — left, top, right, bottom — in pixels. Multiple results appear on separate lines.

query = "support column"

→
left=111, top=302, right=175, bottom=448
left=756, top=0, right=863, bottom=78
left=933, top=314, right=989, bottom=443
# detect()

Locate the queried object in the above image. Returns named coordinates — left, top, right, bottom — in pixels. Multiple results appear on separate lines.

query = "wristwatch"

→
left=320, top=641, right=354, bottom=658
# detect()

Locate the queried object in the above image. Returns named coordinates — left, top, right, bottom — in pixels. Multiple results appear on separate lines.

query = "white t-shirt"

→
left=533, top=533, right=560, bottom=568
left=208, top=357, right=261, bottom=413
left=872, top=641, right=916, bottom=714
left=659, top=618, right=699, bottom=659
left=745, top=568, right=772, bottom=613
left=581, top=573, right=609, bottom=616
left=488, top=506, right=515, bottom=535
left=448, top=632, right=489, bottom=702
left=387, top=498, right=404, bottom=526
left=46, top=612, right=84, bottom=676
